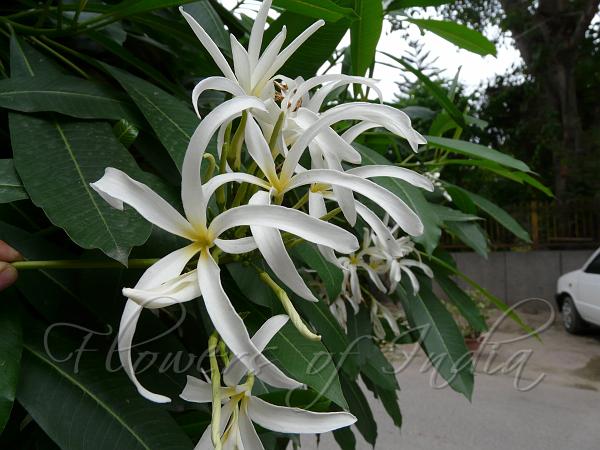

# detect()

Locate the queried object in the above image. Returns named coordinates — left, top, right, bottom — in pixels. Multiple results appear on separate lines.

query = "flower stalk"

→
left=259, top=271, right=321, bottom=341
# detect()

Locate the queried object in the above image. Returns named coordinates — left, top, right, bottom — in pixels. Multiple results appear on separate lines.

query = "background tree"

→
left=440, top=0, right=600, bottom=201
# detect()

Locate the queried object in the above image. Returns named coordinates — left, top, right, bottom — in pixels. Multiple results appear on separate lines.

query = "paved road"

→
left=291, top=313, right=600, bottom=450
left=293, top=366, right=600, bottom=450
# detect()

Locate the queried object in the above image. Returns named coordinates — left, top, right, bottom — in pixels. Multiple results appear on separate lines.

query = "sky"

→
left=220, top=1, right=523, bottom=101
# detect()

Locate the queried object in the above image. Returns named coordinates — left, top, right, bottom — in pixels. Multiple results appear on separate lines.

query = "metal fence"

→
left=443, top=200, right=600, bottom=250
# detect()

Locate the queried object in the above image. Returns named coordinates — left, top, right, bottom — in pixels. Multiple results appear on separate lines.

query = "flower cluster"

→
left=91, top=1, right=433, bottom=447
left=329, top=222, right=433, bottom=338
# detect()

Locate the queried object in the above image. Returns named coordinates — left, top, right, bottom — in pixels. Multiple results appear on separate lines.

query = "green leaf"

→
left=104, top=64, right=198, bottom=170
left=227, top=262, right=276, bottom=307
left=0, top=297, right=22, bottom=433
left=351, top=0, right=383, bottom=76
left=456, top=187, right=531, bottom=242
left=10, top=115, right=152, bottom=264
left=381, top=52, right=467, bottom=128
left=18, top=326, right=193, bottom=450
left=437, top=275, right=488, bottom=333
left=426, top=136, right=529, bottom=171
left=182, top=1, right=231, bottom=54
left=0, top=159, right=28, bottom=203
left=346, top=308, right=399, bottom=392
left=101, top=0, right=197, bottom=19
left=333, top=426, right=356, bottom=450
left=388, top=0, right=450, bottom=9
left=273, top=0, right=354, bottom=22
left=113, top=119, right=139, bottom=149
left=445, top=221, right=488, bottom=256
left=292, top=293, right=359, bottom=378
left=430, top=204, right=480, bottom=222
left=407, top=19, right=496, bottom=56
left=263, top=13, right=349, bottom=79
left=87, top=30, right=182, bottom=95
left=267, top=321, right=348, bottom=409
left=361, top=376, right=402, bottom=429
left=396, top=283, right=474, bottom=399
left=340, top=375, right=377, bottom=446
left=0, top=75, right=143, bottom=125
left=9, top=35, right=64, bottom=78
left=354, top=144, right=442, bottom=253
left=292, top=242, right=343, bottom=301
left=425, top=252, right=536, bottom=338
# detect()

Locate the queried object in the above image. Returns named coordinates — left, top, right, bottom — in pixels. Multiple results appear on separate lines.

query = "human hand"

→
left=0, top=240, right=22, bottom=291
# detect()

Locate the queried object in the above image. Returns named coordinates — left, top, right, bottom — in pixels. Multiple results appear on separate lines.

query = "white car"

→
left=556, top=248, right=600, bottom=333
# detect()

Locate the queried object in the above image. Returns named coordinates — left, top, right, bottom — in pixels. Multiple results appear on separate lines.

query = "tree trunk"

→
left=545, top=58, right=584, bottom=201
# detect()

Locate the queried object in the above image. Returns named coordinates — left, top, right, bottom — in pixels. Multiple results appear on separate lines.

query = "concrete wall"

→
left=451, top=250, right=595, bottom=311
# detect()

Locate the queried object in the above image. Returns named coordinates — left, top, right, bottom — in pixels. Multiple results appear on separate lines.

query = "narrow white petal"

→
left=340, top=121, right=379, bottom=144
left=123, top=270, right=200, bottom=309
left=193, top=401, right=235, bottom=450
left=287, top=169, right=424, bottom=236
left=202, top=172, right=270, bottom=203
left=239, top=406, right=265, bottom=450
left=249, top=191, right=318, bottom=302
left=118, top=301, right=171, bottom=403
left=197, top=250, right=303, bottom=390
left=347, top=165, right=434, bottom=191
left=248, top=0, right=272, bottom=67
left=180, top=8, right=237, bottom=81
left=256, top=20, right=325, bottom=91
left=245, top=116, right=278, bottom=183
left=209, top=205, right=359, bottom=253
left=291, top=75, right=382, bottom=110
left=181, top=97, right=267, bottom=228
left=401, top=265, right=420, bottom=294
left=248, top=397, right=356, bottom=433
left=230, top=34, right=252, bottom=92
left=308, top=191, right=344, bottom=268
left=118, top=244, right=199, bottom=403
left=215, top=236, right=258, bottom=254
left=192, top=77, right=246, bottom=118
left=402, top=259, right=434, bottom=277
left=283, top=102, right=424, bottom=177
left=355, top=201, right=399, bottom=255
left=91, top=168, right=196, bottom=240
left=180, top=375, right=217, bottom=403
left=321, top=152, right=357, bottom=225
left=136, top=244, right=200, bottom=289
left=252, top=27, right=287, bottom=90
left=224, top=315, right=290, bottom=388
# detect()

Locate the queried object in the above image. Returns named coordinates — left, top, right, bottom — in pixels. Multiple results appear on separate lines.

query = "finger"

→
left=0, top=240, right=22, bottom=262
left=0, top=262, right=18, bottom=291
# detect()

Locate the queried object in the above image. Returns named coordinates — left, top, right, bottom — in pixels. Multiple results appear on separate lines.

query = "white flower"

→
left=369, top=230, right=434, bottom=294
left=181, top=315, right=356, bottom=449
left=90, top=97, right=360, bottom=403
left=181, top=0, right=324, bottom=107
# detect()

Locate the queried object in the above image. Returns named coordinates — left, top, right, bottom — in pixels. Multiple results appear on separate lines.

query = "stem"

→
left=217, top=122, right=233, bottom=208
left=12, top=259, right=160, bottom=270
left=230, top=112, right=248, bottom=171
left=208, top=333, right=223, bottom=450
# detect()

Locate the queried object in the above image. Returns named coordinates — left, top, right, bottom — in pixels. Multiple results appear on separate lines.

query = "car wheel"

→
left=562, top=296, right=586, bottom=334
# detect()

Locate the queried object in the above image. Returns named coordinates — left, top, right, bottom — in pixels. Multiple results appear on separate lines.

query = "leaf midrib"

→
left=24, top=344, right=151, bottom=450
left=54, top=121, right=120, bottom=250
left=0, top=89, right=128, bottom=105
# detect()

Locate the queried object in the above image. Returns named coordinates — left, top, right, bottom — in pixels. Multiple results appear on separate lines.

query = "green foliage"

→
left=0, top=1, right=539, bottom=449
